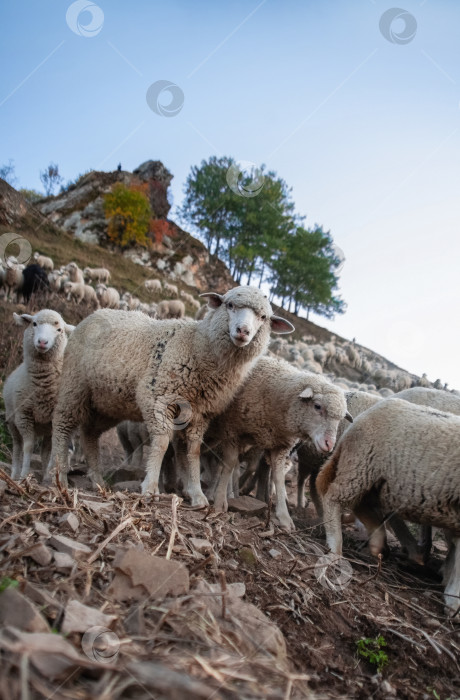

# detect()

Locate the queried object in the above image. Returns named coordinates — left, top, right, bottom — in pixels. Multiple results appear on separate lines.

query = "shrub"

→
left=104, top=183, right=151, bottom=248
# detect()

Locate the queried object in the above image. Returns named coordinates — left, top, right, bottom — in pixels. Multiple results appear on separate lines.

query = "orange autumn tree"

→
left=104, top=183, right=151, bottom=248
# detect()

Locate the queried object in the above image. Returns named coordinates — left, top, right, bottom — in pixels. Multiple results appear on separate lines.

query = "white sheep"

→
left=33, top=252, right=54, bottom=272
left=46, top=286, right=294, bottom=505
left=206, top=356, right=352, bottom=531
left=144, top=279, right=162, bottom=293
left=83, top=266, right=111, bottom=284
left=163, top=282, right=178, bottom=297
left=116, top=420, right=150, bottom=470
left=316, top=398, right=460, bottom=616
left=66, top=262, right=84, bottom=284
left=64, top=281, right=95, bottom=306
left=157, top=299, right=185, bottom=319
left=297, top=390, right=380, bottom=513
left=3, top=310, right=75, bottom=480
left=121, top=292, right=141, bottom=310
left=95, top=284, right=120, bottom=309
left=3, top=259, right=23, bottom=301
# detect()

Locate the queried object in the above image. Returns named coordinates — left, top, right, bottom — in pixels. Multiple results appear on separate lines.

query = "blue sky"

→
left=1, top=0, right=460, bottom=388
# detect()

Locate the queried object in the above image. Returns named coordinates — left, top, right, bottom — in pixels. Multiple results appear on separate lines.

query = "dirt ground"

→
left=0, top=431, right=458, bottom=700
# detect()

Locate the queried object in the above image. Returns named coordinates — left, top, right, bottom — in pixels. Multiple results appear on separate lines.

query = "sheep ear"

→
left=199, top=293, right=223, bottom=309
left=13, top=312, right=33, bottom=327
left=271, top=316, right=295, bottom=334
left=299, top=387, right=314, bottom=400
left=345, top=411, right=353, bottom=423
left=65, top=324, right=76, bottom=335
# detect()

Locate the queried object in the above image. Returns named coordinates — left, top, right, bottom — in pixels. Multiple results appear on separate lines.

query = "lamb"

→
left=163, top=282, right=178, bottom=297
left=95, top=284, right=120, bottom=309
left=83, top=266, right=111, bottom=284
left=144, top=279, right=162, bottom=293
left=3, top=310, right=75, bottom=480
left=180, top=290, right=201, bottom=310
left=33, top=252, right=54, bottom=272
left=157, top=299, right=185, bottom=319
left=206, top=356, right=352, bottom=531
left=64, top=281, right=98, bottom=306
left=121, top=292, right=141, bottom=310
left=66, top=262, right=84, bottom=284
left=394, top=386, right=460, bottom=413
left=316, top=398, right=460, bottom=615
left=46, top=286, right=294, bottom=505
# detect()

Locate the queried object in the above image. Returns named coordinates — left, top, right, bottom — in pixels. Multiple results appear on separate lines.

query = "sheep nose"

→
left=37, top=339, right=48, bottom=348
left=236, top=325, right=249, bottom=337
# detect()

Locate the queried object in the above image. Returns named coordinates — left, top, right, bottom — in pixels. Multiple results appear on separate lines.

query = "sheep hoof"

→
left=188, top=492, right=209, bottom=508
left=274, top=514, right=295, bottom=532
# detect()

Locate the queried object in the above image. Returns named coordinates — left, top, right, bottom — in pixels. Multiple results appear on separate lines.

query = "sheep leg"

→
left=231, top=460, right=240, bottom=499
left=40, top=433, right=52, bottom=475
left=255, top=456, right=271, bottom=504
left=79, top=424, right=105, bottom=487
left=183, top=434, right=209, bottom=507
left=214, top=443, right=239, bottom=512
left=239, top=448, right=262, bottom=495
left=8, top=422, right=23, bottom=481
left=129, top=430, right=146, bottom=471
left=417, top=525, right=433, bottom=564
left=322, top=495, right=343, bottom=555
left=443, top=533, right=460, bottom=617
left=171, top=433, right=188, bottom=494
left=297, top=468, right=307, bottom=508
left=386, top=514, right=422, bottom=564
left=269, top=449, right=295, bottom=532
left=309, top=469, right=323, bottom=518
left=15, top=418, right=35, bottom=479
left=353, top=501, right=387, bottom=557
left=117, top=426, right=133, bottom=468
left=142, top=433, right=171, bottom=496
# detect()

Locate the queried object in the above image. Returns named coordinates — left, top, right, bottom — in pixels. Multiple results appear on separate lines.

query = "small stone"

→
left=81, top=499, right=114, bottom=514
left=269, top=549, right=282, bottom=560
left=114, top=481, right=141, bottom=493
left=62, top=599, right=117, bottom=635
left=28, top=542, right=53, bottom=566
left=226, top=559, right=238, bottom=571
left=205, top=582, right=246, bottom=598
left=189, top=538, right=213, bottom=553
left=48, top=534, right=92, bottom=559
left=53, top=551, right=76, bottom=570
left=381, top=680, right=396, bottom=696
left=59, top=512, right=80, bottom=532
left=0, top=588, right=49, bottom=632
left=227, top=495, right=268, bottom=515
left=107, top=547, right=189, bottom=602
left=424, top=617, right=441, bottom=629
left=33, top=521, right=51, bottom=538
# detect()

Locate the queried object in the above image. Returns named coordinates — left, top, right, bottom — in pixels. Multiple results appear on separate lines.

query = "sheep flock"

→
left=1, top=249, right=459, bottom=625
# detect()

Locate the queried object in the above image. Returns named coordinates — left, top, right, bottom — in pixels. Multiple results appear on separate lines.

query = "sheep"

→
left=163, top=282, right=178, bottom=297
left=3, top=259, right=23, bottom=301
left=66, top=262, right=84, bottom=284
left=83, top=266, right=111, bottom=284
left=195, top=304, right=208, bottom=321
left=33, top=252, right=54, bottom=272
left=121, top=292, right=141, bottom=310
left=316, top=398, right=460, bottom=616
left=45, top=286, right=294, bottom=505
left=157, top=299, right=185, bottom=319
left=206, top=356, right=352, bottom=531
left=180, top=291, right=201, bottom=312
left=144, top=279, right=162, bottom=293
left=297, top=390, right=380, bottom=513
left=95, top=284, right=120, bottom=309
left=21, top=264, right=50, bottom=303
left=64, top=281, right=85, bottom=304
left=83, top=284, right=99, bottom=309
left=3, top=310, right=75, bottom=480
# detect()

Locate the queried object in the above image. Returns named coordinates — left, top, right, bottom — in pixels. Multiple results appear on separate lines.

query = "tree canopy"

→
left=179, top=156, right=346, bottom=320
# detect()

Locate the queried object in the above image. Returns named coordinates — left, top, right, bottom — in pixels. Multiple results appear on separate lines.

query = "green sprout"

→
left=356, top=635, right=389, bottom=673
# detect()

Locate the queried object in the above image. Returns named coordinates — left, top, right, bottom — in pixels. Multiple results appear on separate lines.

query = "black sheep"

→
left=22, top=264, right=50, bottom=303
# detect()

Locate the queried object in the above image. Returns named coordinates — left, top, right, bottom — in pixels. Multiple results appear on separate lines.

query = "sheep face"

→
left=13, top=310, right=75, bottom=355
left=201, top=287, right=294, bottom=348
left=295, top=387, right=350, bottom=454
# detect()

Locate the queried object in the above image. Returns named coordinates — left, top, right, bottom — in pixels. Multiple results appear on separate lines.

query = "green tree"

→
left=104, top=183, right=151, bottom=248
left=269, top=226, right=346, bottom=319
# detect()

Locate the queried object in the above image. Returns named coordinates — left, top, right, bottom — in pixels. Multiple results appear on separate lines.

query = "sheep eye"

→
left=33, top=322, right=37, bottom=327
left=57, top=328, right=62, bottom=332
left=227, top=302, right=234, bottom=310
left=261, top=314, right=267, bottom=321
left=314, top=403, right=321, bottom=411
